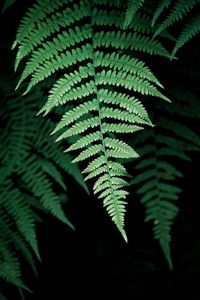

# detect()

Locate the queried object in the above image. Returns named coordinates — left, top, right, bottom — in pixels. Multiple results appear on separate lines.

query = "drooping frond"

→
left=13, top=0, right=170, bottom=239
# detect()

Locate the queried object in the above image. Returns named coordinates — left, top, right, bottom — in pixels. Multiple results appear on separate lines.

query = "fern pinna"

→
left=12, top=0, right=171, bottom=240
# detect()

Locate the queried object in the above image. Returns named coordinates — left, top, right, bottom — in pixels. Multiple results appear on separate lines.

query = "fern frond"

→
left=0, top=215, right=30, bottom=292
left=130, top=130, right=180, bottom=269
left=159, top=118, right=200, bottom=150
left=172, top=14, right=200, bottom=55
left=0, top=71, right=91, bottom=293
left=153, top=0, right=199, bottom=36
left=129, top=82, right=200, bottom=267
left=13, top=0, right=170, bottom=239
left=123, top=0, right=145, bottom=29
left=151, top=0, right=172, bottom=26
left=0, top=247, right=29, bottom=291
left=40, top=159, right=66, bottom=190
left=37, top=120, right=89, bottom=194
left=1, top=182, right=39, bottom=259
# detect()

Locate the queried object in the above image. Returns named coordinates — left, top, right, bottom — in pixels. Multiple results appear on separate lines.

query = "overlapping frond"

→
left=123, top=0, right=145, bottom=29
left=153, top=0, right=199, bottom=35
left=172, top=14, right=200, bottom=56
left=152, top=0, right=200, bottom=55
left=130, top=91, right=200, bottom=268
left=151, top=0, right=172, bottom=27
left=0, top=74, right=89, bottom=292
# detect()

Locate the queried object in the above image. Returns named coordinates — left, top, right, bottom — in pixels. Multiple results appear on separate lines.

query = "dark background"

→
left=1, top=1, right=200, bottom=299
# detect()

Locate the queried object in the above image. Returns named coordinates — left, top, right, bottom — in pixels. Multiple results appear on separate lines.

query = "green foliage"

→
left=0, top=74, right=88, bottom=296
left=1, top=0, right=200, bottom=297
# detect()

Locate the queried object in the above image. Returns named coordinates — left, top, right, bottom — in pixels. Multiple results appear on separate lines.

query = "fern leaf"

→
left=98, top=89, right=152, bottom=123
left=129, top=80, right=200, bottom=267
left=52, top=100, right=98, bottom=132
left=13, top=0, right=170, bottom=240
left=151, top=0, right=172, bottom=27
left=82, top=156, right=107, bottom=174
left=96, top=70, right=170, bottom=100
left=19, top=156, right=74, bottom=230
left=130, top=136, right=180, bottom=269
left=95, top=51, right=163, bottom=87
left=159, top=118, right=200, bottom=149
left=84, top=165, right=107, bottom=180
left=102, top=123, right=143, bottom=133
left=66, top=132, right=101, bottom=152
left=40, top=65, right=94, bottom=115
left=1, top=182, right=39, bottom=259
left=172, top=14, right=200, bottom=55
left=40, top=159, right=66, bottom=190
left=12, top=0, right=71, bottom=49
left=154, top=0, right=198, bottom=36
left=0, top=72, right=91, bottom=294
left=104, top=137, right=139, bottom=157
left=0, top=245, right=30, bottom=291
left=94, top=31, right=171, bottom=57
left=56, top=117, right=100, bottom=140
left=123, top=0, right=145, bottom=29
left=93, top=8, right=123, bottom=28
left=14, top=2, right=90, bottom=69
left=72, top=144, right=103, bottom=163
